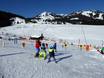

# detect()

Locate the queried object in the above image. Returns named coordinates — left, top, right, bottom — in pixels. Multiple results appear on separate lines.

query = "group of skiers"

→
left=34, top=39, right=57, bottom=63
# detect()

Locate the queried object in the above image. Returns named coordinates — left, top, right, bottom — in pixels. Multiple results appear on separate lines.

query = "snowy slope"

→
left=0, top=40, right=104, bottom=78
left=81, top=11, right=96, bottom=17
left=0, top=24, right=104, bottom=46
left=10, top=17, right=25, bottom=25
left=0, top=24, right=104, bottom=78
left=73, top=10, right=104, bottom=20
left=39, top=12, right=55, bottom=20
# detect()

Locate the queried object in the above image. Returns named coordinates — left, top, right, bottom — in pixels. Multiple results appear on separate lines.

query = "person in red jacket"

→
left=35, top=40, right=41, bottom=57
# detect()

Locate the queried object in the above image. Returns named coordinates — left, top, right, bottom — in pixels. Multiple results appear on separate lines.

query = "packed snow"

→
left=0, top=24, right=104, bottom=46
left=0, top=24, right=104, bottom=78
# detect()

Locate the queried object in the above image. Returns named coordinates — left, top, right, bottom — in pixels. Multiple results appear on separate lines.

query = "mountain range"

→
left=0, top=10, right=104, bottom=27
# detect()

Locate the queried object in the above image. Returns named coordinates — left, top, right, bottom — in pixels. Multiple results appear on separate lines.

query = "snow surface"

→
left=0, top=39, right=104, bottom=78
left=0, top=24, right=104, bottom=46
left=0, top=23, right=104, bottom=78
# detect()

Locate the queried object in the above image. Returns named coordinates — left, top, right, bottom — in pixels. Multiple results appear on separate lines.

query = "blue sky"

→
left=0, top=0, right=104, bottom=17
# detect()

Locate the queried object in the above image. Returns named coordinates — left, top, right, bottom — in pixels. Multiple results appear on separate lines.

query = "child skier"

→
left=47, top=46, right=57, bottom=63
left=53, top=42, right=57, bottom=52
left=41, top=43, right=46, bottom=52
left=46, top=43, right=48, bottom=49
left=39, top=43, right=47, bottom=60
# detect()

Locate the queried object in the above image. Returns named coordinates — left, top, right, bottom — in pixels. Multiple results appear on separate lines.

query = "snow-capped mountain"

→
left=66, top=10, right=104, bottom=25
left=0, top=10, right=25, bottom=27
left=38, top=11, right=55, bottom=20
left=1, top=10, right=104, bottom=27
left=74, top=10, right=104, bottom=20
left=30, top=11, right=66, bottom=24
left=30, top=10, right=104, bottom=25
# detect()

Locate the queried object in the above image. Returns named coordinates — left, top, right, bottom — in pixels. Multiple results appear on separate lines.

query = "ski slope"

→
left=0, top=24, right=104, bottom=46
left=0, top=24, right=104, bottom=78
left=0, top=40, right=104, bottom=78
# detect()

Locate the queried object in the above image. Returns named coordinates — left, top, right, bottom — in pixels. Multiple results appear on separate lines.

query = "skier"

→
left=101, top=47, right=104, bottom=54
left=46, top=43, right=48, bottom=49
left=62, top=41, right=67, bottom=48
left=47, top=46, right=57, bottom=63
left=35, top=40, right=41, bottom=57
left=79, top=44, right=83, bottom=50
left=39, top=43, right=47, bottom=60
left=53, top=42, right=57, bottom=52
left=22, top=42, right=25, bottom=48
left=41, top=43, right=46, bottom=51
left=21, top=39, right=26, bottom=48
left=40, top=33, right=44, bottom=40
left=39, top=49, right=47, bottom=60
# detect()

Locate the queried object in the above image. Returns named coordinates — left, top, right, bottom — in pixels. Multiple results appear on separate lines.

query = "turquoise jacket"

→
left=101, top=47, right=104, bottom=52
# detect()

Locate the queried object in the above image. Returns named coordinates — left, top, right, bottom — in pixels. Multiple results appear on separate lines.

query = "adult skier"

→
left=35, top=40, right=41, bottom=57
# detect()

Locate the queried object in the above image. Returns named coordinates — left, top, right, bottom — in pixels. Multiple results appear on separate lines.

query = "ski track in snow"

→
left=0, top=40, right=104, bottom=78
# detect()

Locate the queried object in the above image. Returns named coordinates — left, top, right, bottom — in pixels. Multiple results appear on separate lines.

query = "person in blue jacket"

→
left=53, top=42, right=57, bottom=52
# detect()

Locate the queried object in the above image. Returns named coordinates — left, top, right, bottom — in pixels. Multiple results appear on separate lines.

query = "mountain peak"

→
left=39, top=11, right=54, bottom=17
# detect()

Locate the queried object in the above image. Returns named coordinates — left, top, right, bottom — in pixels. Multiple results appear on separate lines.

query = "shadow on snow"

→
left=0, top=52, right=25, bottom=57
left=55, top=52, right=69, bottom=56
left=56, top=55, right=72, bottom=63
